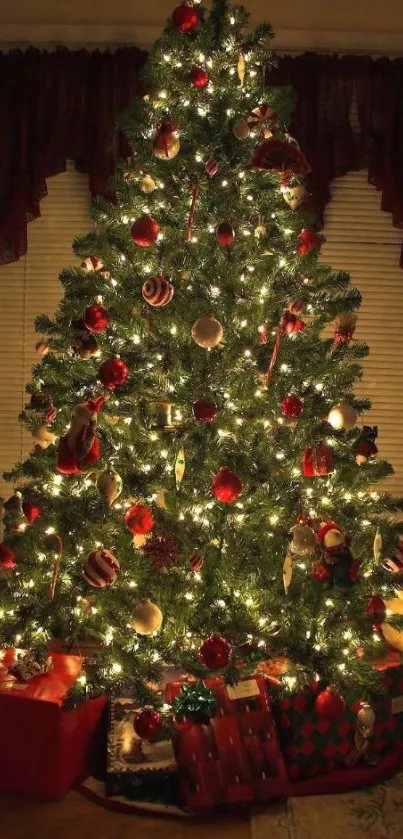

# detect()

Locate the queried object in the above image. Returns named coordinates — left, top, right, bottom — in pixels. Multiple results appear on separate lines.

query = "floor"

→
left=2, top=770, right=403, bottom=839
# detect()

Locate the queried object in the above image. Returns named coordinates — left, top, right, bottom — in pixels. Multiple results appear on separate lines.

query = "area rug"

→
left=251, top=769, right=403, bottom=839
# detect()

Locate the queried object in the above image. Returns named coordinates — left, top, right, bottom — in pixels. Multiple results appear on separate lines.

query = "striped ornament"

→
left=83, top=548, right=120, bottom=588
left=142, top=275, right=174, bottom=307
left=80, top=256, right=110, bottom=279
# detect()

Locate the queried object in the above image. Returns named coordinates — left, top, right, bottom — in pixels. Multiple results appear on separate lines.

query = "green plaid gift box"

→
left=274, top=665, right=403, bottom=781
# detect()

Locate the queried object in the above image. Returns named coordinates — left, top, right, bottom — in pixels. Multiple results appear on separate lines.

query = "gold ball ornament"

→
left=232, top=119, right=251, bottom=140
left=290, top=524, right=317, bottom=556
left=32, top=425, right=56, bottom=449
left=327, top=401, right=357, bottom=430
left=152, top=135, right=180, bottom=160
left=132, top=598, right=163, bottom=635
left=191, top=315, right=223, bottom=349
left=97, top=470, right=123, bottom=506
left=140, top=174, right=157, bottom=193
left=282, top=184, right=307, bottom=210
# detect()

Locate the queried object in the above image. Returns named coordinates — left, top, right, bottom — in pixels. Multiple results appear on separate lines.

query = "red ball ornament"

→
left=131, top=215, right=160, bottom=247
left=192, top=400, right=217, bottom=423
left=0, top=543, right=16, bottom=569
left=216, top=222, right=235, bottom=247
left=189, top=553, right=203, bottom=572
left=190, top=65, right=209, bottom=88
left=302, top=443, right=334, bottom=477
left=314, top=688, right=346, bottom=721
left=133, top=708, right=163, bottom=740
left=199, top=635, right=232, bottom=670
left=142, top=275, right=174, bottom=307
left=84, top=304, right=110, bottom=334
left=124, top=504, right=154, bottom=535
left=99, top=357, right=128, bottom=390
left=281, top=394, right=304, bottom=419
left=83, top=548, right=120, bottom=588
left=22, top=502, right=41, bottom=525
left=366, top=595, right=386, bottom=626
left=212, top=468, right=243, bottom=503
left=172, top=3, right=199, bottom=32
left=297, top=229, right=321, bottom=256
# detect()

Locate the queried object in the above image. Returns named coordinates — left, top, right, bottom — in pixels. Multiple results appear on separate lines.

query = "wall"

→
left=1, top=0, right=403, bottom=53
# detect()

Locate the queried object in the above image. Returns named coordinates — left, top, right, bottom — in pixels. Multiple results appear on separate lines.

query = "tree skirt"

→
left=77, top=746, right=403, bottom=818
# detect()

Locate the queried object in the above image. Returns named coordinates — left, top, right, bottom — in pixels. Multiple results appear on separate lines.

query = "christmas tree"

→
left=2, top=0, right=403, bottom=716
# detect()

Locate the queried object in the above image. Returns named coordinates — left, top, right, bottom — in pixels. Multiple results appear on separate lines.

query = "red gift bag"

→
left=0, top=650, right=105, bottom=799
left=165, top=675, right=289, bottom=810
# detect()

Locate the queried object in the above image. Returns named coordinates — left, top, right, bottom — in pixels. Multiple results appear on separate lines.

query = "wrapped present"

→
left=106, top=697, right=182, bottom=806
left=274, top=662, right=403, bottom=781
left=165, top=675, right=289, bottom=810
left=0, top=649, right=105, bottom=799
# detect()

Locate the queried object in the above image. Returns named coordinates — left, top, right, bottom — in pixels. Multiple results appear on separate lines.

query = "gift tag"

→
left=226, top=679, right=259, bottom=700
left=391, top=695, right=403, bottom=714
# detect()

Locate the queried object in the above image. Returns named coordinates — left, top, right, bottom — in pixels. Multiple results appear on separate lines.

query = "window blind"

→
left=0, top=163, right=91, bottom=498
left=321, top=169, right=403, bottom=495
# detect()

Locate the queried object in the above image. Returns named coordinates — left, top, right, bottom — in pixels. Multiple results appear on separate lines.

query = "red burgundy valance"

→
left=0, top=48, right=402, bottom=265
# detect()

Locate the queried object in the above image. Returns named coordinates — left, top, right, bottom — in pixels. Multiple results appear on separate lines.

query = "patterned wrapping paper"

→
left=274, top=665, right=403, bottom=781
left=165, top=675, right=290, bottom=810
left=106, top=697, right=182, bottom=805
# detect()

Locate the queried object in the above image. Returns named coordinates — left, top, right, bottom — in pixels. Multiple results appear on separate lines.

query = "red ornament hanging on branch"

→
left=199, top=635, right=232, bottom=670
left=281, top=394, right=304, bottom=419
left=22, top=502, right=41, bottom=525
left=82, top=547, right=120, bottom=589
left=133, top=708, right=163, bottom=740
left=297, top=229, right=321, bottom=256
left=189, top=553, right=204, bottom=572
left=212, top=468, right=243, bottom=503
left=171, top=3, right=199, bottom=32
left=190, top=65, right=209, bottom=88
left=205, top=158, right=219, bottom=178
left=314, top=688, right=346, bottom=721
left=366, top=594, right=386, bottom=628
left=124, top=505, right=155, bottom=535
left=302, top=443, right=334, bottom=477
left=99, top=357, right=128, bottom=390
left=84, top=304, right=110, bottom=333
left=0, top=543, right=16, bottom=569
left=216, top=222, right=235, bottom=247
left=131, top=215, right=160, bottom=247
left=192, top=399, right=217, bottom=423
left=142, top=275, right=174, bottom=307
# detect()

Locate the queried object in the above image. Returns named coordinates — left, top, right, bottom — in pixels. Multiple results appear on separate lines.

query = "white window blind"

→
left=0, top=163, right=91, bottom=498
left=321, top=168, right=403, bottom=495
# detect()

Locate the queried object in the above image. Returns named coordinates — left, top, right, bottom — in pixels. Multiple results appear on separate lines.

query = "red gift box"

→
left=165, top=675, right=289, bottom=810
left=0, top=650, right=106, bottom=799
